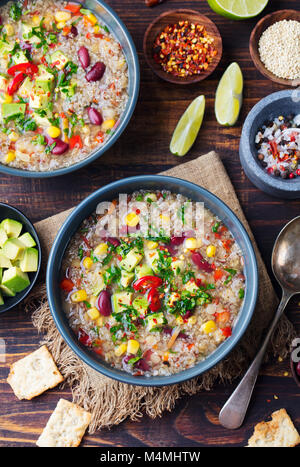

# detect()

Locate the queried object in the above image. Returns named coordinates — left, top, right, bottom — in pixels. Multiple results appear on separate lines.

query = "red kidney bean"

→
left=191, top=252, right=213, bottom=273
left=78, top=46, right=90, bottom=69
left=87, top=107, right=103, bottom=125
left=97, top=290, right=112, bottom=316
left=182, top=310, right=192, bottom=320
left=163, top=326, right=173, bottom=335
left=297, top=362, right=300, bottom=377
left=107, top=237, right=120, bottom=247
left=170, top=236, right=185, bottom=246
left=178, top=331, right=189, bottom=340
left=45, top=136, right=69, bottom=155
left=86, top=61, right=106, bottom=82
left=164, top=243, right=177, bottom=256
left=135, top=358, right=150, bottom=372
left=71, top=25, right=78, bottom=36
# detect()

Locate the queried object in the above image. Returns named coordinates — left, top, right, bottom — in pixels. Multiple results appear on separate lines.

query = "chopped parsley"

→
left=224, top=268, right=237, bottom=285
left=9, top=2, right=22, bottom=21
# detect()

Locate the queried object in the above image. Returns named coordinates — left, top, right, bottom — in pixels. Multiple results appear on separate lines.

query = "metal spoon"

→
left=219, top=216, right=300, bottom=430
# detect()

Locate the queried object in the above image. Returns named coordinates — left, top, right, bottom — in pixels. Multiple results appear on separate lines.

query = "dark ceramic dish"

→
left=0, top=0, right=140, bottom=178
left=239, top=90, right=300, bottom=199
left=47, top=175, right=258, bottom=387
left=0, top=203, right=41, bottom=313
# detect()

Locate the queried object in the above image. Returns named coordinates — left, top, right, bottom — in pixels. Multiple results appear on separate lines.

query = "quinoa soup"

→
left=60, top=191, right=246, bottom=377
left=0, top=0, right=128, bottom=171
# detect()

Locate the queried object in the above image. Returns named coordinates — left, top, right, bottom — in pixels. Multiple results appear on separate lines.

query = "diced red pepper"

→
left=133, top=275, right=163, bottom=293
left=214, top=269, right=224, bottom=281
left=78, top=328, right=92, bottom=346
left=65, top=3, right=82, bottom=13
left=147, top=287, right=161, bottom=312
left=60, top=278, right=75, bottom=292
left=7, top=63, right=39, bottom=76
left=221, top=326, right=232, bottom=337
left=69, top=134, right=83, bottom=150
left=222, top=239, right=232, bottom=252
left=215, top=311, right=231, bottom=326
left=7, top=73, right=26, bottom=95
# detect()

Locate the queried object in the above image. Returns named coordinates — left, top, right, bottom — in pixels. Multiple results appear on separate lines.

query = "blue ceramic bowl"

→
left=47, top=176, right=258, bottom=386
left=0, top=0, right=139, bottom=178
left=240, top=90, right=300, bottom=199
left=0, top=203, right=41, bottom=313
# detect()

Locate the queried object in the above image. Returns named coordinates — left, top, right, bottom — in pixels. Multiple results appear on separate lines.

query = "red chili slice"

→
left=269, top=140, right=278, bottom=158
left=147, top=287, right=161, bottom=312
left=7, top=72, right=26, bottom=95
left=7, top=62, right=38, bottom=76
left=60, top=278, right=75, bottom=292
left=133, top=275, right=163, bottom=293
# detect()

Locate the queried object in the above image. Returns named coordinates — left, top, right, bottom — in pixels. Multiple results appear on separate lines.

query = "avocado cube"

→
left=18, top=76, right=34, bottom=99
left=146, top=312, right=165, bottom=331
left=133, top=295, right=148, bottom=315
left=135, top=263, right=153, bottom=279
left=183, top=280, right=199, bottom=294
left=0, top=40, right=13, bottom=58
left=112, top=291, right=132, bottom=313
left=35, top=65, right=55, bottom=93
left=0, top=284, right=15, bottom=297
left=2, top=103, right=26, bottom=120
left=33, top=110, right=51, bottom=128
left=1, top=218, right=23, bottom=238
left=50, top=50, right=69, bottom=70
left=19, top=232, right=36, bottom=248
left=21, top=24, right=41, bottom=45
left=120, top=249, right=143, bottom=272
left=0, top=227, right=8, bottom=247
left=13, top=50, right=29, bottom=65
left=61, top=80, right=77, bottom=99
left=145, top=250, right=160, bottom=274
left=2, top=238, right=25, bottom=260
left=29, top=92, right=50, bottom=109
left=171, top=260, right=185, bottom=274
left=20, top=247, right=38, bottom=272
left=2, top=266, right=30, bottom=293
left=0, top=253, right=12, bottom=268
left=0, top=289, right=4, bottom=305
left=91, top=271, right=105, bottom=297
left=120, top=270, right=134, bottom=288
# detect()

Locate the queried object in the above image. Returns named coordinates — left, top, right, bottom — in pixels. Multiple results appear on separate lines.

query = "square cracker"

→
left=247, top=409, right=300, bottom=447
left=36, top=398, right=91, bottom=447
left=7, top=345, right=64, bottom=400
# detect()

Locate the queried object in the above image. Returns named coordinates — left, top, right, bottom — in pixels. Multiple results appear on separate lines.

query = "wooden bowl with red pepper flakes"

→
left=143, top=9, right=222, bottom=85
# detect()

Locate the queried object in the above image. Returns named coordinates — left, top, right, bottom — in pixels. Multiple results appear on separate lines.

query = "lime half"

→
left=207, top=0, right=269, bottom=20
left=170, top=96, right=205, bottom=157
left=215, top=62, right=243, bottom=126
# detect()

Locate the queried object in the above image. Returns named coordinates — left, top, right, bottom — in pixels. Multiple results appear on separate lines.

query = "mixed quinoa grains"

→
left=60, top=191, right=245, bottom=377
left=255, top=114, right=300, bottom=179
left=258, top=20, right=300, bottom=81
left=153, top=20, right=217, bottom=78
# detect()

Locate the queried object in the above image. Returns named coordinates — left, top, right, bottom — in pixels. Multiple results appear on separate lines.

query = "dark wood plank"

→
left=0, top=0, right=299, bottom=447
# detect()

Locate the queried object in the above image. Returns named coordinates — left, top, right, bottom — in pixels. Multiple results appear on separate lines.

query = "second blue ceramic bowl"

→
left=47, top=176, right=258, bottom=386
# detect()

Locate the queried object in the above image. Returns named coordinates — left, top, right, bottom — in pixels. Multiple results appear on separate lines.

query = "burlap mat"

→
left=27, top=151, right=295, bottom=433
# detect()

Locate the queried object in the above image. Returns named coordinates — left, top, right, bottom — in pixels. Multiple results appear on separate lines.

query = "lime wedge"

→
left=215, top=62, right=243, bottom=126
left=207, top=0, right=269, bottom=20
left=170, top=96, right=205, bottom=157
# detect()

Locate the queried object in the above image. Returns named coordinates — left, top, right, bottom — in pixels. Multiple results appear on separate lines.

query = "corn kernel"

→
left=8, top=131, right=19, bottom=142
left=71, top=289, right=88, bottom=302
left=115, top=342, right=127, bottom=357
left=102, top=119, right=115, bottom=130
left=47, top=126, right=61, bottom=138
left=55, top=11, right=71, bottom=22
left=4, top=24, right=14, bottom=36
left=93, top=24, right=100, bottom=34
left=127, top=339, right=140, bottom=354
left=87, top=307, right=100, bottom=320
left=125, top=212, right=140, bottom=227
left=5, top=151, right=16, bottom=163
left=96, top=316, right=104, bottom=327
left=94, top=243, right=108, bottom=256
left=56, top=21, right=66, bottom=29
left=3, top=93, right=12, bottom=103
left=145, top=192, right=157, bottom=202
left=206, top=245, right=216, bottom=257
left=160, top=214, right=170, bottom=223
left=185, top=238, right=198, bottom=250
left=146, top=240, right=158, bottom=250
left=188, top=316, right=197, bottom=325
left=83, top=256, right=93, bottom=269
left=201, top=320, right=217, bottom=334
left=32, top=15, right=40, bottom=25
left=176, top=316, right=184, bottom=325
left=86, top=13, right=98, bottom=25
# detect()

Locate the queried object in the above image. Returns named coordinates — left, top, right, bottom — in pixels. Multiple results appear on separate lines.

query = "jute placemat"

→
left=27, top=151, right=295, bottom=433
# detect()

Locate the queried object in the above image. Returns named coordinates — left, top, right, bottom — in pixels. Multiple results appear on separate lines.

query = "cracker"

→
left=7, top=345, right=64, bottom=400
left=36, top=399, right=91, bottom=447
left=247, top=408, right=300, bottom=447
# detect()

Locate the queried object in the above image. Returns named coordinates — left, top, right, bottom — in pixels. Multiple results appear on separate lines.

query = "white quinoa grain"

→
left=258, top=20, right=300, bottom=80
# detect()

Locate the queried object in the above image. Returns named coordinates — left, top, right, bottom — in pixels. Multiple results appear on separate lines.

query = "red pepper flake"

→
left=152, top=20, right=217, bottom=78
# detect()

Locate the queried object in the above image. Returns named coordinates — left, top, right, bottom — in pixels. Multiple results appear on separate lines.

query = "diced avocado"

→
left=0, top=227, right=8, bottom=247
left=0, top=289, right=4, bottom=305
left=2, top=238, right=25, bottom=260
left=120, top=249, right=143, bottom=272
left=133, top=296, right=148, bottom=315
left=135, top=263, right=153, bottom=279
left=60, top=79, right=77, bottom=99
left=0, top=40, right=13, bottom=58
left=13, top=50, right=29, bottom=65
left=21, top=23, right=41, bottom=45
left=20, top=247, right=38, bottom=272
left=0, top=284, right=15, bottom=297
left=2, top=103, right=26, bottom=120
left=50, top=50, right=69, bottom=70
left=183, top=280, right=199, bottom=294
left=0, top=253, right=12, bottom=268
left=112, top=291, right=133, bottom=313
left=0, top=74, right=8, bottom=92
left=92, top=271, right=105, bottom=296
left=33, top=110, right=51, bottom=128
left=145, top=250, right=160, bottom=274
left=120, top=270, right=134, bottom=288
left=171, top=260, right=184, bottom=274
left=2, top=266, right=30, bottom=293
left=19, top=232, right=36, bottom=248
left=29, top=92, right=50, bottom=109
left=35, top=65, right=55, bottom=93
left=1, top=218, right=23, bottom=238
left=145, top=312, right=165, bottom=331
left=18, top=76, right=34, bottom=98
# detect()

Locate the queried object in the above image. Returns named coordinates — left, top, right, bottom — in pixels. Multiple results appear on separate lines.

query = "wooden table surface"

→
left=0, top=0, right=299, bottom=448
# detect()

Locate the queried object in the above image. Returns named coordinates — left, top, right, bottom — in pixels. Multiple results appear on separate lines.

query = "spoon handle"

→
left=219, top=290, right=291, bottom=430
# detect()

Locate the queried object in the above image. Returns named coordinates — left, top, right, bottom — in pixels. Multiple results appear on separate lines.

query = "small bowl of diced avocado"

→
left=0, top=203, right=41, bottom=313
